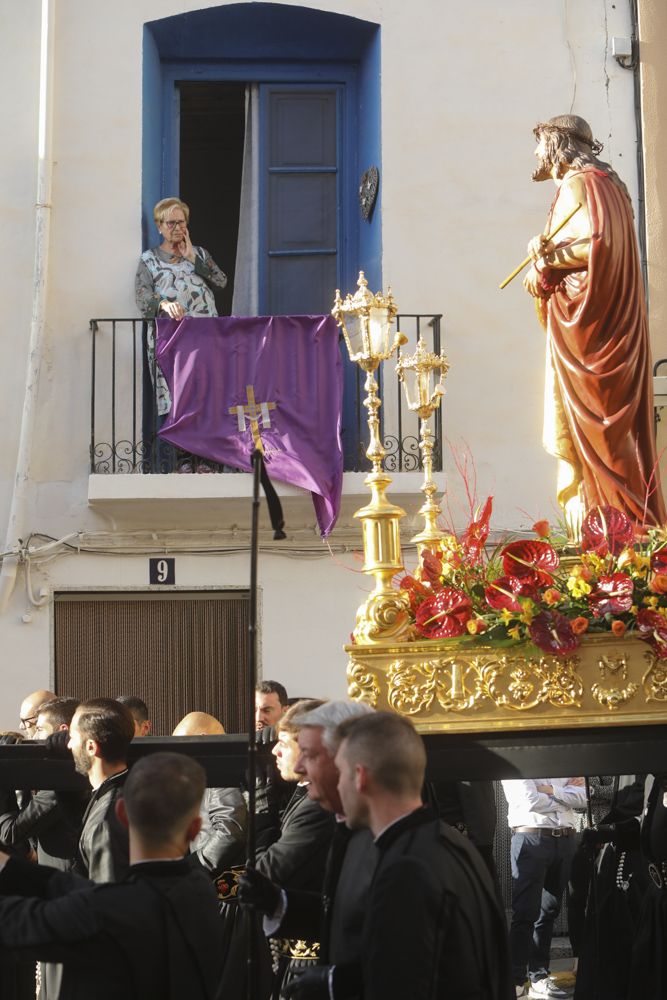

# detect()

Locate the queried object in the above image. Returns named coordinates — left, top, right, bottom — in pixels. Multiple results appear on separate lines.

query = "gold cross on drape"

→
left=229, top=385, right=276, bottom=453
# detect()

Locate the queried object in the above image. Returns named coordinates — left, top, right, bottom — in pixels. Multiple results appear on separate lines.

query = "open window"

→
left=142, top=3, right=381, bottom=311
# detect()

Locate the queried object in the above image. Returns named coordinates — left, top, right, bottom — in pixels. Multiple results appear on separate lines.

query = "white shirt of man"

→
left=502, top=778, right=587, bottom=830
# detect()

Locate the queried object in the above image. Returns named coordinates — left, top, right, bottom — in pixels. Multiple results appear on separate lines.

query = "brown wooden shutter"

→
left=54, top=591, right=250, bottom=735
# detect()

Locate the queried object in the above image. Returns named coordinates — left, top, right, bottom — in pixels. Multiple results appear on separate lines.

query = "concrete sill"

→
left=87, top=472, right=430, bottom=533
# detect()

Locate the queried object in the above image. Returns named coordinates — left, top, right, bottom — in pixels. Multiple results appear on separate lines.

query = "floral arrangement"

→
left=399, top=500, right=667, bottom=659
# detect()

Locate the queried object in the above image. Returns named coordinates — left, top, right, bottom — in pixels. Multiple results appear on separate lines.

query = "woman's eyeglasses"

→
left=162, top=219, right=186, bottom=229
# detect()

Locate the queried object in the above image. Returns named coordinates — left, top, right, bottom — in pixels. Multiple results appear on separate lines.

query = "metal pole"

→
left=245, top=447, right=262, bottom=1000
left=584, top=775, right=599, bottom=1000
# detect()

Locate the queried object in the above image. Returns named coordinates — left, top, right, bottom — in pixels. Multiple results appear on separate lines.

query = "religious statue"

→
left=522, top=114, right=665, bottom=534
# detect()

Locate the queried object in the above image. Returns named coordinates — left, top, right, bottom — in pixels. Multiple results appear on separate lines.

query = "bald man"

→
left=172, top=713, right=246, bottom=874
left=173, top=712, right=225, bottom=737
left=19, top=689, right=56, bottom=739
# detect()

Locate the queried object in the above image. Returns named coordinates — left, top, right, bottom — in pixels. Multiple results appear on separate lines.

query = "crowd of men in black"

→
left=0, top=682, right=664, bottom=1000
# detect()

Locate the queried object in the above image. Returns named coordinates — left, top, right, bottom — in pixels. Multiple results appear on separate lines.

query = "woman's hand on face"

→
left=175, top=227, right=196, bottom=264
left=160, top=300, right=185, bottom=320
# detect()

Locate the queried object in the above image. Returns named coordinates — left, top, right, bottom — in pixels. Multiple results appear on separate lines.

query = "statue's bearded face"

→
left=532, top=131, right=554, bottom=181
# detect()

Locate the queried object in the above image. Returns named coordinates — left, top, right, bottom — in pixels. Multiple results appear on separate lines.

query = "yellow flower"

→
left=643, top=596, right=659, bottom=609
left=583, top=552, right=604, bottom=573
left=519, top=601, right=535, bottom=625
left=500, top=608, right=515, bottom=625
left=617, top=549, right=635, bottom=570
left=630, top=605, right=639, bottom=616
left=508, top=625, right=522, bottom=640
left=567, top=576, right=592, bottom=598
left=630, top=555, right=650, bottom=579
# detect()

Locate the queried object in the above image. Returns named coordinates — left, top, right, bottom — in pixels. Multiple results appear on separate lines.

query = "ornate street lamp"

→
left=396, top=337, right=450, bottom=557
left=332, top=272, right=410, bottom=644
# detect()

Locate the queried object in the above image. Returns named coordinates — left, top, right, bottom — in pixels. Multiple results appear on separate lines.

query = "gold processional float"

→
left=332, top=273, right=667, bottom=734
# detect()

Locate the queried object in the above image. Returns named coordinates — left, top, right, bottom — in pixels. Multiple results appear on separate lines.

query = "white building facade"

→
left=1, top=0, right=663, bottom=731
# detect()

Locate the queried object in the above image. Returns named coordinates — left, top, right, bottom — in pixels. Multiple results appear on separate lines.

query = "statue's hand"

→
left=523, top=264, right=543, bottom=298
left=527, top=234, right=555, bottom=265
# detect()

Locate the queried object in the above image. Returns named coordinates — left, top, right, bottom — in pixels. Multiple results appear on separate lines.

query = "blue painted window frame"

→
left=158, top=61, right=359, bottom=306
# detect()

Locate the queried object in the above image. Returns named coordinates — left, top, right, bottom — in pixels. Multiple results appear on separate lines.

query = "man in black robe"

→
left=281, top=712, right=512, bottom=1000
left=218, top=700, right=336, bottom=1000
left=0, top=752, right=223, bottom=1000
left=0, top=697, right=87, bottom=999
left=239, top=701, right=377, bottom=1000
left=68, top=698, right=134, bottom=883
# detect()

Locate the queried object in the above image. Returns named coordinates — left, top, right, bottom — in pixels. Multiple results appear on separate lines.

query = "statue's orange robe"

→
left=538, top=166, right=665, bottom=526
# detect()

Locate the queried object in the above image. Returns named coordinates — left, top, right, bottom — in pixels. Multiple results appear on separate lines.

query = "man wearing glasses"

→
left=18, top=689, right=56, bottom=739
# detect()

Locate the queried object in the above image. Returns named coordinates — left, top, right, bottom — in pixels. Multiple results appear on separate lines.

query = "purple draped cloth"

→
left=156, top=315, right=344, bottom=536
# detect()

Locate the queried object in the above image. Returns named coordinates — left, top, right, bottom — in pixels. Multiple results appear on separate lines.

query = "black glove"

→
left=284, top=964, right=361, bottom=1000
left=283, top=968, right=332, bottom=1000
left=581, top=823, right=616, bottom=850
left=237, top=867, right=282, bottom=914
left=45, top=730, right=72, bottom=758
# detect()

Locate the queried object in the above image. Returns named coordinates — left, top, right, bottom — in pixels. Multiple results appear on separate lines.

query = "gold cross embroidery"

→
left=228, top=385, right=276, bottom=453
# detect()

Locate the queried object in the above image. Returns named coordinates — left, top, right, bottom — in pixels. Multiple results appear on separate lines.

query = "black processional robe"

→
left=0, top=856, right=224, bottom=1000
left=217, top=783, right=336, bottom=1000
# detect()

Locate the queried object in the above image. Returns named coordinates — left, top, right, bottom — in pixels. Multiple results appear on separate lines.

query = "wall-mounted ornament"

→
left=359, top=166, right=379, bottom=221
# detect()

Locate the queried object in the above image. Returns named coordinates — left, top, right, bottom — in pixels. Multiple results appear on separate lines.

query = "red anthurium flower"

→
left=636, top=610, right=667, bottom=659
left=581, top=506, right=634, bottom=556
left=651, top=548, right=667, bottom=574
left=485, top=577, right=523, bottom=612
left=528, top=610, right=579, bottom=656
left=414, top=587, right=473, bottom=639
left=420, top=549, right=443, bottom=587
left=460, top=496, right=493, bottom=565
left=501, top=540, right=559, bottom=586
left=587, top=573, right=634, bottom=618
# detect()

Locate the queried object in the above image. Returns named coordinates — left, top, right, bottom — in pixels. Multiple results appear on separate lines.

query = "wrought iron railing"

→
left=89, top=315, right=445, bottom=475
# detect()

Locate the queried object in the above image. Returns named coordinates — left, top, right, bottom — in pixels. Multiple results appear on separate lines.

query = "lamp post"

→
left=332, top=272, right=411, bottom=644
left=396, top=337, right=450, bottom=558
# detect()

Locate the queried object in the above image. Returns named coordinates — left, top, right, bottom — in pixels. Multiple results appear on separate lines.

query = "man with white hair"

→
left=239, top=700, right=375, bottom=998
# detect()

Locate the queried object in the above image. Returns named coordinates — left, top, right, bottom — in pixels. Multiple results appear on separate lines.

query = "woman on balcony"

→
left=135, top=197, right=228, bottom=472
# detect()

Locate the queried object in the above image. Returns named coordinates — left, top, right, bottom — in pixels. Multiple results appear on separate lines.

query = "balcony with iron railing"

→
left=87, top=314, right=445, bottom=529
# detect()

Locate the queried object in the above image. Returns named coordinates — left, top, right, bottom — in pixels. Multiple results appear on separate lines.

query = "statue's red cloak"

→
left=539, top=166, right=665, bottom=526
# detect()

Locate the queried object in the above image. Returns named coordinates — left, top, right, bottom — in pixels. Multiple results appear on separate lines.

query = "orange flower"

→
left=543, top=588, right=562, bottom=606
left=571, top=617, right=589, bottom=635
left=533, top=519, right=550, bottom=538
left=648, top=573, right=667, bottom=595
left=611, top=620, right=627, bottom=637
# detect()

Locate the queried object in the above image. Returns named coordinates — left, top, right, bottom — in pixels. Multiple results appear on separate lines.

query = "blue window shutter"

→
left=260, top=86, right=341, bottom=315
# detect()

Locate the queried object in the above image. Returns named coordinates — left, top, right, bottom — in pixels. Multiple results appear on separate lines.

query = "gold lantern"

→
left=332, top=272, right=411, bottom=644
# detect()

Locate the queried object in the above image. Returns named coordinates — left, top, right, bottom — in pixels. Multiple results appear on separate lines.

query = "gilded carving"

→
left=597, top=654, right=628, bottom=681
left=642, top=650, right=667, bottom=703
left=547, top=658, right=584, bottom=708
left=353, top=592, right=411, bottom=645
left=346, top=635, right=666, bottom=733
left=432, top=658, right=481, bottom=712
left=346, top=661, right=380, bottom=707
left=388, top=660, right=438, bottom=715
left=480, top=657, right=551, bottom=711
left=387, top=658, right=483, bottom=714
left=591, top=681, right=638, bottom=711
